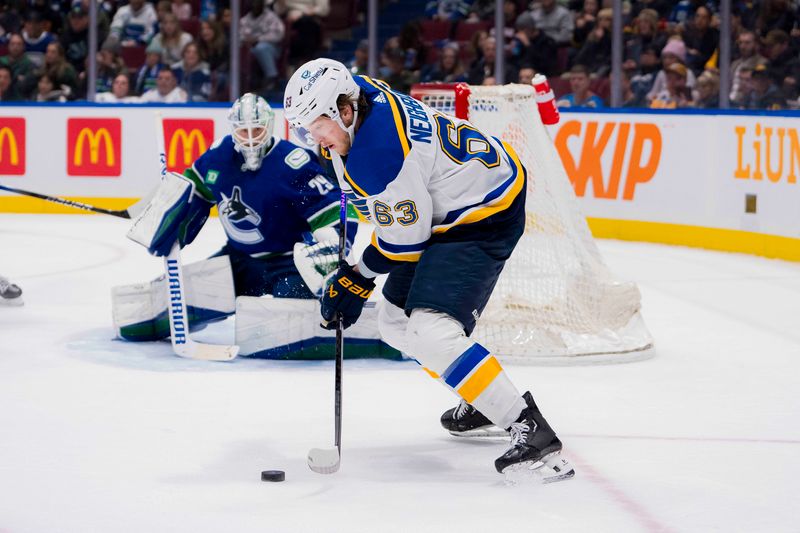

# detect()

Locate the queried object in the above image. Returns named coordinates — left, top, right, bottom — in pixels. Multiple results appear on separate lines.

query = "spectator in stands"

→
left=197, top=19, right=228, bottom=98
left=425, top=0, right=474, bottom=21
left=683, top=6, right=718, bottom=75
left=692, top=70, right=719, bottom=108
left=762, top=30, right=800, bottom=95
left=398, top=20, right=429, bottom=73
left=746, top=63, right=787, bottom=109
left=468, top=35, right=517, bottom=85
left=755, top=0, right=797, bottom=39
left=140, top=67, right=188, bottom=103
left=1, top=33, right=34, bottom=95
left=466, top=29, right=489, bottom=69
left=28, top=0, right=62, bottom=36
left=630, top=0, right=674, bottom=20
left=0, top=1, right=24, bottom=39
left=274, top=0, right=329, bottom=65
left=625, top=8, right=666, bottom=65
left=21, top=11, right=56, bottom=68
left=381, top=45, right=418, bottom=94
left=95, top=73, right=140, bottom=102
left=37, top=42, right=78, bottom=98
left=90, top=43, right=129, bottom=95
left=241, top=0, right=285, bottom=91
left=134, top=43, right=165, bottom=95
left=150, top=13, right=193, bottom=66
left=34, top=73, right=67, bottom=102
left=172, top=0, right=193, bottom=21
left=511, top=11, right=556, bottom=77
left=621, top=68, right=647, bottom=107
left=557, top=64, right=604, bottom=107
left=630, top=45, right=660, bottom=102
left=530, top=0, right=574, bottom=46
left=105, top=0, right=158, bottom=50
left=61, top=5, right=97, bottom=76
left=0, top=65, right=17, bottom=101
left=517, top=66, right=536, bottom=85
left=347, top=39, right=369, bottom=76
left=729, top=30, right=767, bottom=104
left=732, top=67, right=754, bottom=108
left=574, top=7, right=613, bottom=76
left=421, top=42, right=466, bottom=83
left=155, top=0, right=173, bottom=26
left=650, top=62, right=692, bottom=108
left=173, top=42, right=211, bottom=102
left=573, top=0, right=599, bottom=49
left=647, top=37, right=696, bottom=102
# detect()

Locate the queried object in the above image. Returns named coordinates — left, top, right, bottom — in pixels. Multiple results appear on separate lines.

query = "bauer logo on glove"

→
left=320, top=262, right=376, bottom=330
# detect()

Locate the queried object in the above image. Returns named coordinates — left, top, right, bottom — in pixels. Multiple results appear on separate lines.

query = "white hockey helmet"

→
left=228, top=93, right=275, bottom=171
left=284, top=58, right=361, bottom=148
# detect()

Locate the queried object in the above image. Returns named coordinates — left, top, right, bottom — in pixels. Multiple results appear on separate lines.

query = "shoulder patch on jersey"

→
left=205, top=169, right=219, bottom=184
left=285, top=147, right=311, bottom=169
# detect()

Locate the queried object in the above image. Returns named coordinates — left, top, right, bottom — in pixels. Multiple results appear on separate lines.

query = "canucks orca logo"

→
left=219, top=186, right=264, bottom=244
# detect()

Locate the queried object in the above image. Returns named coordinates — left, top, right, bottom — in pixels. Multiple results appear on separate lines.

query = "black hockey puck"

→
left=261, top=470, right=285, bottom=482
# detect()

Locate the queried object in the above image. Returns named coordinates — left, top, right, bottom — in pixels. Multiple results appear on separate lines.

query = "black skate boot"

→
left=495, top=392, right=574, bottom=483
left=0, top=276, right=23, bottom=307
left=440, top=399, right=508, bottom=437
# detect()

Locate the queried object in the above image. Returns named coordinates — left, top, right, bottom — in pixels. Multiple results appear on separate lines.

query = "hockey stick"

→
left=0, top=182, right=147, bottom=219
left=153, top=112, right=239, bottom=362
left=307, top=153, right=348, bottom=474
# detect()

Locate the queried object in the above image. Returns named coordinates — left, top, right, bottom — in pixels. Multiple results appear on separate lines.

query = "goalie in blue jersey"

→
left=116, top=93, right=358, bottom=342
left=284, top=60, right=573, bottom=481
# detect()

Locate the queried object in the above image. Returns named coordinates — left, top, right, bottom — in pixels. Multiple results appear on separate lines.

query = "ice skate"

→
left=495, top=392, right=574, bottom=484
left=0, top=276, right=23, bottom=307
left=441, top=399, right=508, bottom=437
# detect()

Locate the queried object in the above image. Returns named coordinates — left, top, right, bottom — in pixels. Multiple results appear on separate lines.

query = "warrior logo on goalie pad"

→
left=219, top=186, right=263, bottom=244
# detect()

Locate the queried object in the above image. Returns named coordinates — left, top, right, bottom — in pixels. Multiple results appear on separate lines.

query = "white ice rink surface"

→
left=0, top=214, right=798, bottom=533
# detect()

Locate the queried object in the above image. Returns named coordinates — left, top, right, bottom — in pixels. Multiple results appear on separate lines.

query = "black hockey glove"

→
left=320, top=262, right=376, bottom=330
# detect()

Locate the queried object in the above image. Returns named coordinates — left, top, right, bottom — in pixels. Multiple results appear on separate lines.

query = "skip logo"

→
left=166, top=259, right=186, bottom=344
left=219, top=186, right=263, bottom=245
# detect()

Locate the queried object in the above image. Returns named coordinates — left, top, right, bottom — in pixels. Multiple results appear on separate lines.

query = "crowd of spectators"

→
left=2, top=0, right=800, bottom=110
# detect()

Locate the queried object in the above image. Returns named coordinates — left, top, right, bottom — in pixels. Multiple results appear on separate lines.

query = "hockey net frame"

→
left=410, top=82, right=654, bottom=365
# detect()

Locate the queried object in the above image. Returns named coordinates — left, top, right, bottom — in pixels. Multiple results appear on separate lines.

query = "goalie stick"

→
left=152, top=112, right=239, bottom=362
left=307, top=152, right=348, bottom=474
left=0, top=182, right=151, bottom=219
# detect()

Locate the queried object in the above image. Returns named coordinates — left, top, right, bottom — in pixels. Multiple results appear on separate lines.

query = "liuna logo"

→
left=166, top=259, right=186, bottom=344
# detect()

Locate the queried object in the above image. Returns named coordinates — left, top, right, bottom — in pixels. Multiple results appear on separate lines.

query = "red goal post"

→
left=409, top=82, right=655, bottom=364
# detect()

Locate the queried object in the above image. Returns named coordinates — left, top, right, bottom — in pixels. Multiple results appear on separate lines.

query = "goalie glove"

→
left=320, top=262, right=376, bottom=330
left=127, top=172, right=210, bottom=257
left=293, top=240, right=339, bottom=297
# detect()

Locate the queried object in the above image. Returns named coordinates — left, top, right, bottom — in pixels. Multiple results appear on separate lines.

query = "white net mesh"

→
left=413, top=83, right=654, bottom=364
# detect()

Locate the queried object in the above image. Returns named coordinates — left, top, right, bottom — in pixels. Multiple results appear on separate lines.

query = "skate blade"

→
left=449, top=426, right=509, bottom=438
left=502, top=452, right=575, bottom=486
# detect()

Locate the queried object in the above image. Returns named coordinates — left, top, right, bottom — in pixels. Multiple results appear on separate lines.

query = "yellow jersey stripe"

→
left=362, top=76, right=411, bottom=157
left=422, top=367, right=441, bottom=379
left=432, top=141, right=525, bottom=234
left=370, top=232, right=422, bottom=262
left=457, top=356, right=502, bottom=403
left=343, top=167, right=369, bottom=197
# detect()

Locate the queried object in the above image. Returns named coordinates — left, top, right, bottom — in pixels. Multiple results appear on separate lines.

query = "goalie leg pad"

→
left=235, top=297, right=401, bottom=360
left=407, top=308, right=526, bottom=430
left=113, top=255, right=235, bottom=341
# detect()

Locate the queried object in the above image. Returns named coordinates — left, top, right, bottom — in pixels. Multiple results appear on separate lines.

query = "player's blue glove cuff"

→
left=320, top=262, right=376, bottom=330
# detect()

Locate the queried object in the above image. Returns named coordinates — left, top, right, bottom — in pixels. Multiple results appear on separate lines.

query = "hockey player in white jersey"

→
left=284, top=59, right=573, bottom=481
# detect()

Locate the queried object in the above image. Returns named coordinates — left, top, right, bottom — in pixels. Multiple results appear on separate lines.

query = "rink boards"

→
left=0, top=104, right=798, bottom=261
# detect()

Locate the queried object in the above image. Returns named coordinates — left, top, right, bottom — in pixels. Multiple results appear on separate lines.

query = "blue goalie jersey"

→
left=185, top=135, right=347, bottom=257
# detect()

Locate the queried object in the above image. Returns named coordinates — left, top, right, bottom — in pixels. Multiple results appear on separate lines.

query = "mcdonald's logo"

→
left=0, top=118, right=26, bottom=175
left=67, top=118, right=121, bottom=176
left=163, top=119, right=214, bottom=172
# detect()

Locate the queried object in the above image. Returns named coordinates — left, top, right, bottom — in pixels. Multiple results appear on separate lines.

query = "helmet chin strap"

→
left=334, top=102, right=359, bottom=147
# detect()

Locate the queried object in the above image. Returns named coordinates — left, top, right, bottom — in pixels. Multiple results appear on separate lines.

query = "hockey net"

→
left=410, top=83, right=654, bottom=364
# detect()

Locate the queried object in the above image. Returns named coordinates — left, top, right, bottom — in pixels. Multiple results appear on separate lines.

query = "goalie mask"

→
left=228, top=93, right=275, bottom=171
left=283, top=59, right=360, bottom=149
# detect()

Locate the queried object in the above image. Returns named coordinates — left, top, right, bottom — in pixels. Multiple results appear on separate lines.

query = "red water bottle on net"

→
left=532, top=74, right=560, bottom=125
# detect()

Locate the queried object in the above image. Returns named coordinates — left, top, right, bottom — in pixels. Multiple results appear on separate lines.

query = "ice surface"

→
left=0, top=214, right=798, bottom=533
